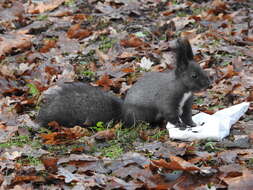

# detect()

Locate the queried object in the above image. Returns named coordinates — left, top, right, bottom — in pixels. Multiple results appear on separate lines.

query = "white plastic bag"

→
left=167, top=102, right=250, bottom=141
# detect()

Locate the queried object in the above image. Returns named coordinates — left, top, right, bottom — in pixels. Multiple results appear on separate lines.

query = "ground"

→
left=0, top=0, right=253, bottom=189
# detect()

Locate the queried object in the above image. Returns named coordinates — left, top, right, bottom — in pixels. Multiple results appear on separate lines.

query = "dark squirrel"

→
left=37, top=82, right=123, bottom=127
left=37, top=38, right=210, bottom=129
left=122, top=38, right=211, bottom=128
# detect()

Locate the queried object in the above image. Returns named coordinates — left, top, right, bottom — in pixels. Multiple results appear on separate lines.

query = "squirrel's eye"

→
left=191, top=73, right=197, bottom=79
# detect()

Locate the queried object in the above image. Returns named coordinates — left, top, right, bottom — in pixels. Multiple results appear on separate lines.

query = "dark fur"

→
left=123, top=38, right=210, bottom=128
left=37, top=82, right=122, bottom=127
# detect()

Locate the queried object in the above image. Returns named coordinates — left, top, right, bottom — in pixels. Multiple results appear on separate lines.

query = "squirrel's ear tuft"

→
left=182, top=38, right=194, bottom=60
left=175, top=38, right=189, bottom=73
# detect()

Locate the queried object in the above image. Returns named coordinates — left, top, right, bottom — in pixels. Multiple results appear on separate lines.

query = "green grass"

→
left=100, top=143, right=123, bottom=159
left=45, top=144, right=70, bottom=154
left=95, top=123, right=150, bottom=159
left=208, top=105, right=226, bottom=111
left=196, top=139, right=224, bottom=153
left=36, top=14, right=48, bottom=21
left=194, top=97, right=204, bottom=105
left=97, top=20, right=111, bottom=30
left=90, top=121, right=107, bottom=132
left=65, top=0, right=76, bottom=6
left=220, top=61, right=231, bottom=67
left=176, top=11, right=188, bottom=17
left=98, top=35, right=117, bottom=52
left=17, top=156, right=42, bottom=166
left=81, top=70, right=96, bottom=81
left=27, top=83, right=40, bottom=97
left=246, top=158, right=253, bottom=168
left=191, top=7, right=206, bottom=15
left=150, top=129, right=167, bottom=140
left=0, top=133, right=43, bottom=151
left=0, top=135, right=31, bottom=148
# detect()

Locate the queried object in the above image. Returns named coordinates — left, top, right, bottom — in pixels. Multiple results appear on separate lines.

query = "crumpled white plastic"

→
left=166, top=102, right=250, bottom=141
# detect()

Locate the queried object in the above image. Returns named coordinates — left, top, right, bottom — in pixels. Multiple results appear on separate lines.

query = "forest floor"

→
left=0, top=0, right=253, bottom=189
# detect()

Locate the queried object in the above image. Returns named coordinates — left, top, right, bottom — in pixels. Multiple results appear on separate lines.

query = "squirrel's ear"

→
left=182, top=38, right=194, bottom=60
left=175, top=38, right=189, bottom=72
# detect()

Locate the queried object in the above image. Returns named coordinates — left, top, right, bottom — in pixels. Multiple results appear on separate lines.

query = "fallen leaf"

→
left=40, top=128, right=85, bottom=145
left=96, top=74, right=114, bottom=90
left=118, top=51, right=136, bottom=59
left=72, top=14, right=88, bottom=21
left=27, top=0, right=65, bottom=14
left=152, top=156, right=200, bottom=172
left=12, top=176, right=45, bottom=184
left=0, top=33, right=32, bottom=59
left=121, top=67, right=134, bottom=73
left=94, top=129, right=116, bottom=141
left=39, top=39, right=57, bottom=53
left=2, top=151, right=22, bottom=160
left=67, top=24, right=92, bottom=40
left=58, top=167, right=79, bottom=183
left=218, top=164, right=242, bottom=178
left=120, top=34, right=147, bottom=48
left=221, top=64, right=239, bottom=79
left=41, top=157, right=58, bottom=172
left=223, top=169, right=253, bottom=190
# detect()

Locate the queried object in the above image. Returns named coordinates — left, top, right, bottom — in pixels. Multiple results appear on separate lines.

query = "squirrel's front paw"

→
left=175, top=122, right=187, bottom=130
left=187, top=121, right=197, bottom=127
left=182, top=119, right=197, bottom=127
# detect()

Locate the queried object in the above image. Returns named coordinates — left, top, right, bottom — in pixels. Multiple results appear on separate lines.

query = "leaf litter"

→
left=0, top=0, right=253, bottom=189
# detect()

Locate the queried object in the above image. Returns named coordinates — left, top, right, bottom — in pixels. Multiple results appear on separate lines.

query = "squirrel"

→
left=122, top=38, right=211, bottom=129
left=37, top=82, right=122, bottom=127
left=37, top=38, right=210, bottom=129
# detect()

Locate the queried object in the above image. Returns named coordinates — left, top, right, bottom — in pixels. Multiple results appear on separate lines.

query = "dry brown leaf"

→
left=221, top=65, right=238, bottom=80
left=27, top=0, right=65, bottom=14
left=162, top=11, right=174, bottom=16
left=71, top=146, right=85, bottom=153
left=247, top=90, right=253, bottom=101
left=223, top=169, right=253, bottom=190
left=70, top=126, right=90, bottom=137
left=244, top=36, right=253, bottom=43
left=152, top=156, right=200, bottom=172
left=41, top=157, right=58, bottom=172
left=73, top=14, right=88, bottom=20
left=121, top=67, right=134, bottom=73
left=12, top=176, right=45, bottom=183
left=180, top=30, right=198, bottom=40
left=40, top=128, right=84, bottom=145
left=67, top=24, right=92, bottom=40
left=219, top=164, right=242, bottom=178
left=94, top=129, right=116, bottom=141
left=120, top=34, right=146, bottom=48
left=96, top=74, right=114, bottom=90
left=45, top=66, right=59, bottom=75
left=96, top=49, right=109, bottom=64
left=118, top=52, right=136, bottom=59
left=47, top=121, right=61, bottom=130
left=0, top=33, right=32, bottom=59
left=212, top=0, right=227, bottom=10
left=39, top=39, right=57, bottom=53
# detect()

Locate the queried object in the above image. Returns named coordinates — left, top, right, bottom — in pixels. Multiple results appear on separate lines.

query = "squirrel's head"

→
left=175, top=38, right=211, bottom=92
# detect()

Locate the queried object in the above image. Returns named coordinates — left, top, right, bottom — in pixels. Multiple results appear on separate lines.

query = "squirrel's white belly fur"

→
left=179, top=92, right=192, bottom=115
